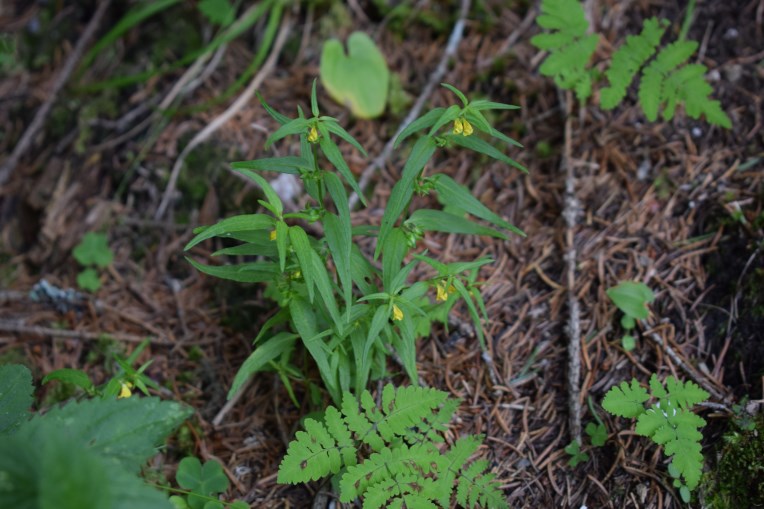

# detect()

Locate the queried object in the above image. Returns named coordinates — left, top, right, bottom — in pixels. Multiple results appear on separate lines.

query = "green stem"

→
left=678, top=0, right=697, bottom=41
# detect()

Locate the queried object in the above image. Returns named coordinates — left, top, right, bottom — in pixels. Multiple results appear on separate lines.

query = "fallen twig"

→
left=0, top=0, right=112, bottom=186
left=560, top=91, right=583, bottom=443
left=154, top=16, right=292, bottom=220
left=641, top=321, right=727, bottom=401
left=347, top=0, right=471, bottom=210
left=0, top=320, right=171, bottom=345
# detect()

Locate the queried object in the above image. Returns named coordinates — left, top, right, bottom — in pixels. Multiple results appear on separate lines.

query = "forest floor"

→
left=1, top=0, right=763, bottom=507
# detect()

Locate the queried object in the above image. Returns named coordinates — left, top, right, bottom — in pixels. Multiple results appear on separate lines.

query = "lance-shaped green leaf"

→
left=446, top=134, right=527, bottom=173
left=185, top=257, right=278, bottom=283
left=375, top=136, right=437, bottom=258
left=228, top=332, right=298, bottom=398
left=323, top=119, right=367, bottom=157
left=185, top=214, right=274, bottom=250
left=451, top=278, right=486, bottom=350
left=324, top=213, right=353, bottom=309
left=237, top=169, right=283, bottom=217
left=468, top=99, right=520, bottom=111
left=265, top=117, right=310, bottom=148
left=289, top=226, right=316, bottom=302
left=382, top=228, right=409, bottom=291
left=318, top=127, right=366, bottom=206
left=289, top=298, right=339, bottom=401
left=309, top=249, right=344, bottom=335
left=432, top=174, right=525, bottom=236
left=257, top=91, right=290, bottom=125
left=42, top=369, right=94, bottom=394
left=428, top=104, right=462, bottom=136
left=231, top=156, right=313, bottom=175
left=441, top=83, right=469, bottom=106
left=406, top=209, right=508, bottom=239
left=393, top=107, right=445, bottom=149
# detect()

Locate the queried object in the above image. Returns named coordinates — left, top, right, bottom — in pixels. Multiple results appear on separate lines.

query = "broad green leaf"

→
left=0, top=364, right=33, bottom=435
left=664, top=376, right=709, bottom=409
left=585, top=422, right=608, bottom=447
left=433, top=174, right=525, bottom=236
left=320, top=32, right=389, bottom=118
left=77, top=268, right=102, bottom=292
left=176, top=457, right=229, bottom=509
left=185, top=215, right=274, bottom=250
left=42, top=369, right=94, bottom=394
left=73, top=232, right=114, bottom=268
left=198, top=0, right=235, bottom=26
left=606, top=281, right=654, bottom=320
left=228, top=333, right=298, bottom=397
left=27, top=397, right=191, bottom=473
left=186, top=257, right=278, bottom=283
left=406, top=209, right=507, bottom=239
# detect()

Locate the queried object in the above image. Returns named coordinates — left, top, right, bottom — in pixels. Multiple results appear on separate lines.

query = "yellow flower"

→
left=452, top=118, right=464, bottom=135
left=436, top=281, right=457, bottom=302
left=391, top=303, right=403, bottom=321
left=269, top=229, right=277, bottom=241
left=307, top=126, right=319, bottom=143
left=436, top=282, right=449, bottom=302
left=118, top=382, right=133, bottom=399
left=461, top=118, right=473, bottom=136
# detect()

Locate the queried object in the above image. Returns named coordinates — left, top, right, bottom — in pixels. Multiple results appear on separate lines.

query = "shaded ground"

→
left=1, top=0, right=763, bottom=507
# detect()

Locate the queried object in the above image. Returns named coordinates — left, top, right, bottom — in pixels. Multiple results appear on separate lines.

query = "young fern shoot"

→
left=603, top=374, right=709, bottom=503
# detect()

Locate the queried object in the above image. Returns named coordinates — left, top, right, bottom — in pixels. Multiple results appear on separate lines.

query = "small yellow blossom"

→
left=290, top=270, right=301, bottom=280
left=118, top=382, right=133, bottom=399
left=461, top=118, right=473, bottom=136
left=436, top=281, right=457, bottom=302
left=436, top=282, right=449, bottom=302
left=307, top=126, right=319, bottom=143
left=269, top=229, right=277, bottom=241
left=391, top=303, right=403, bottom=321
left=452, top=118, right=464, bottom=135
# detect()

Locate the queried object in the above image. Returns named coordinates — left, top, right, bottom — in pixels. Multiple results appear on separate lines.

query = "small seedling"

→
left=564, top=439, right=589, bottom=467
left=606, top=281, right=654, bottom=351
left=72, top=232, right=114, bottom=292
left=603, top=374, right=709, bottom=503
left=170, top=457, right=247, bottom=509
left=320, top=31, right=389, bottom=118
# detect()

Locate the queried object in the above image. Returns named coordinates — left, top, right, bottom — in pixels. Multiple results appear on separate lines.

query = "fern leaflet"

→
left=277, top=384, right=506, bottom=508
left=601, top=18, right=668, bottom=109
left=530, top=0, right=598, bottom=101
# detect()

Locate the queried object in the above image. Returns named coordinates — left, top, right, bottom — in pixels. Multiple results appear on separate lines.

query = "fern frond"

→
left=455, top=460, right=508, bottom=509
left=603, top=375, right=709, bottom=493
left=531, top=0, right=598, bottom=101
left=339, top=443, right=441, bottom=502
left=638, top=40, right=731, bottom=127
left=277, top=406, right=356, bottom=484
left=342, top=385, right=449, bottom=451
left=404, top=398, right=461, bottom=446
left=363, top=475, right=441, bottom=509
left=600, top=18, right=668, bottom=109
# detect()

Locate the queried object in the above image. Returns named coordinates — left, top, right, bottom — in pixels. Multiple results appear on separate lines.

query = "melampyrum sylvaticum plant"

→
left=185, top=81, right=526, bottom=404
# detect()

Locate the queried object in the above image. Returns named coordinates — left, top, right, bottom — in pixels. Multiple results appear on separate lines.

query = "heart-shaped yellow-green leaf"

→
left=320, top=32, right=389, bottom=119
